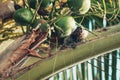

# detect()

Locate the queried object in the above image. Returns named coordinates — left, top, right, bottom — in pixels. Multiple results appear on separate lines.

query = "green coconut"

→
left=28, top=0, right=52, bottom=9
left=32, top=19, right=49, bottom=32
left=13, top=8, right=34, bottom=25
left=68, top=0, right=91, bottom=14
left=55, top=16, right=77, bottom=37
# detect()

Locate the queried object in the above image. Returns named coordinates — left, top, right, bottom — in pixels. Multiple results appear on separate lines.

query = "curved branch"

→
left=13, top=24, right=120, bottom=80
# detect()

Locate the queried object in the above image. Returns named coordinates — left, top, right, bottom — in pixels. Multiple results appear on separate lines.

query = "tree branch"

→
left=12, top=24, right=120, bottom=80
